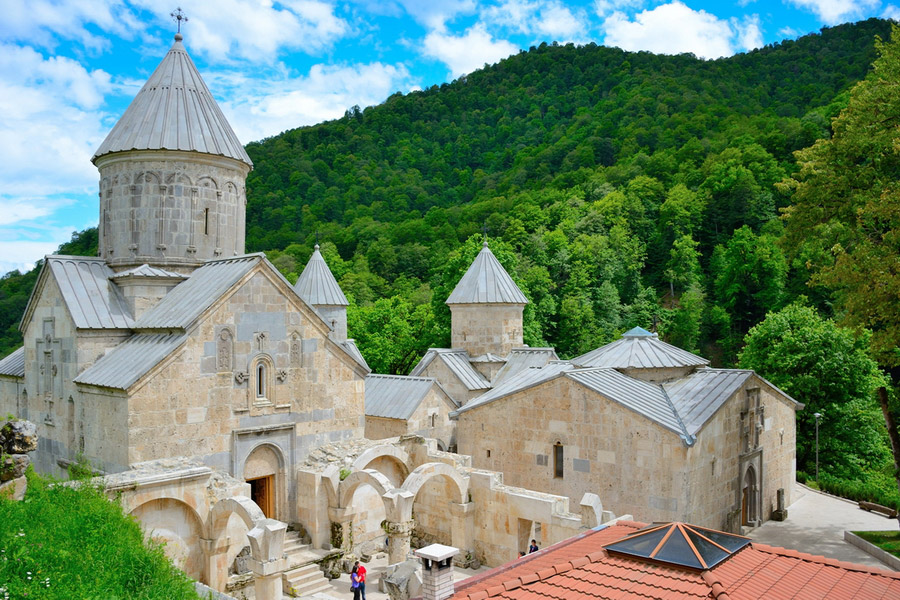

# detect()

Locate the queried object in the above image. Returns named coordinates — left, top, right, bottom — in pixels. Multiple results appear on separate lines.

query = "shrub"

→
left=0, top=469, right=202, bottom=599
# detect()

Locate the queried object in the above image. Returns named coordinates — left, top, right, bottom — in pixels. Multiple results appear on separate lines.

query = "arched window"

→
left=256, top=363, right=266, bottom=398
left=553, top=442, right=564, bottom=478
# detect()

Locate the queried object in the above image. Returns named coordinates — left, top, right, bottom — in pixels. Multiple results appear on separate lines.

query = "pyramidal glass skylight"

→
left=604, top=522, right=751, bottom=570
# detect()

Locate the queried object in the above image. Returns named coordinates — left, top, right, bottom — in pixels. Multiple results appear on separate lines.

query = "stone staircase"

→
left=281, top=531, right=333, bottom=597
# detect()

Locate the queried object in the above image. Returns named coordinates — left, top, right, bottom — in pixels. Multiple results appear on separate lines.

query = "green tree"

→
left=739, top=303, right=888, bottom=479
left=781, top=25, right=900, bottom=492
left=347, top=296, right=439, bottom=374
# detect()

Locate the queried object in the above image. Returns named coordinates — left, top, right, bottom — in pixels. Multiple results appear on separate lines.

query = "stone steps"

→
left=282, top=530, right=331, bottom=597
left=283, top=563, right=333, bottom=597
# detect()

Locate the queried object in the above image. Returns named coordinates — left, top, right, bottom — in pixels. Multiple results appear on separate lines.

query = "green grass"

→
left=0, top=469, right=203, bottom=599
left=854, top=531, right=900, bottom=559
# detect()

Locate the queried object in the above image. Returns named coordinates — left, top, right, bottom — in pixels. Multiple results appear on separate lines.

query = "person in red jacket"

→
left=354, top=560, right=367, bottom=600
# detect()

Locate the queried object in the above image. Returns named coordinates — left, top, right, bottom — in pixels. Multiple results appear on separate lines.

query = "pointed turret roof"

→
left=294, top=244, right=348, bottom=306
left=92, top=34, right=252, bottom=166
left=446, top=242, right=528, bottom=305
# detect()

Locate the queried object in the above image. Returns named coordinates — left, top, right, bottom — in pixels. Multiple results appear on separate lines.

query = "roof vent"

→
left=604, top=522, right=750, bottom=570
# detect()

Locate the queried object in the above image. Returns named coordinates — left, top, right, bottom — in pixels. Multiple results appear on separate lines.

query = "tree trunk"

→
left=877, top=386, right=900, bottom=498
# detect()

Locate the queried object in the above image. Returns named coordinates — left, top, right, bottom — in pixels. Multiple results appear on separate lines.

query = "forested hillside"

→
left=1, top=19, right=898, bottom=504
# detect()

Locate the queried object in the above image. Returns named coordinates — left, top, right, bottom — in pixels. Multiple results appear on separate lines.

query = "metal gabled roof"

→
left=438, top=350, right=491, bottom=390
left=493, top=347, right=559, bottom=385
left=0, top=347, right=25, bottom=378
left=366, top=374, right=454, bottom=420
left=446, top=242, right=528, bottom=305
left=45, top=256, right=134, bottom=330
left=134, top=254, right=261, bottom=329
left=457, top=362, right=572, bottom=414
left=74, top=332, right=187, bottom=390
left=341, top=339, right=371, bottom=372
left=293, top=244, right=348, bottom=307
left=571, top=328, right=709, bottom=370
left=567, top=368, right=688, bottom=437
left=664, top=369, right=753, bottom=436
left=92, top=34, right=251, bottom=166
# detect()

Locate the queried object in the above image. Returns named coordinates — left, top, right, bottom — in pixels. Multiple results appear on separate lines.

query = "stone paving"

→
left=748, top=482, right=898, bottom=569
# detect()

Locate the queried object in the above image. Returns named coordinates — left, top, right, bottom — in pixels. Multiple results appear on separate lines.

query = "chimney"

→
left=416, top=543, right=460, bottom=600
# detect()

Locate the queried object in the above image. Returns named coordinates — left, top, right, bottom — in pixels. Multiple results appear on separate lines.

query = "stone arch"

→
left=741, top=464, right=759, bottom=526
left=338, top=468, right=396, bottom=509
left=247, top=352, right=276, bottom=406
left=135, top=171, right=161, bottom=186
left=197, top=175, right=219, bottom=190
left=207, top=495, right=266, bottom=541
left=242, top=443, right=285, bottom=520
left=400, top=462, right=468, bottom=519
left=130, top=497, right=205, bottom=579
left=164, top=171, right=192, bottom=186
left=353, top=444, right=411, bottom=487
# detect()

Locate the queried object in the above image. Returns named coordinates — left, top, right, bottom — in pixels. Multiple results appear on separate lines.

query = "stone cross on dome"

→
left=170, top=7, right=188, bottom=34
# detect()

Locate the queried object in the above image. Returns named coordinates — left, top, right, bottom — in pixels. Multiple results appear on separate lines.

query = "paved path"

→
left=748, top=482, right=898, bottom=569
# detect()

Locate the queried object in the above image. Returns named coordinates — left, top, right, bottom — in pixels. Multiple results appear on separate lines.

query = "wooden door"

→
left=249, top=475, right=274, bottom=518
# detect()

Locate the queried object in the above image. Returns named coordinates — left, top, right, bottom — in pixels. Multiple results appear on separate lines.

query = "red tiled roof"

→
left=450, top=521, right=900, bottom=600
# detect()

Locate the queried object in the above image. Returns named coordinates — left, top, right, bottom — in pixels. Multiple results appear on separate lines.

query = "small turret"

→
left=446, top=242, right=528, bottom=357
left=294, top=244, right=349, bottom=341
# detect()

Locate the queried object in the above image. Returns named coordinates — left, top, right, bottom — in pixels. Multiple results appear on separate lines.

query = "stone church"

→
left=0, top=29, right=800, bottom=596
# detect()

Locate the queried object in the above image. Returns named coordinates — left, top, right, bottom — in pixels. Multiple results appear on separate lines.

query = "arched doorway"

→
left=741, top=465, right=757, bottom=526
left=243, top=444, right=283, bottom=520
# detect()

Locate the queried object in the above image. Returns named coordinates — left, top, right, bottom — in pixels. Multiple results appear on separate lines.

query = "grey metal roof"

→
left=46, top=256, right=134, bottom=329
left=134, top=254, right=260, bottom=329
left=571, top=329, right=709, bottom=370
left=457, top=362, right=572, bottom=413
left=0, top=347, right=25, bottom=378
left=294, top=245, right=348, bottom=307
left=74, top=332, right=187, bottom=390
left=493, top=348, right=559, bottom=385
left=664, top=369, right=753, bottom=435
left=411, top=349, right=491, bottom=391
left=568, top=368, right=687, bottom=437
left=341, top=339, right=371, bottom=372
left=92, top=34, right=252, bottom=166
left=446, top=242, right=528, bottom=305
left=365, top=374, right=454, bottom=420
left=110, top=264, right=186, bottom=280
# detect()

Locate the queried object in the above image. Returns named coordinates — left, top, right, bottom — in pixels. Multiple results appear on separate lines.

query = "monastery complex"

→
left=0, top=33, right=806, bottom=598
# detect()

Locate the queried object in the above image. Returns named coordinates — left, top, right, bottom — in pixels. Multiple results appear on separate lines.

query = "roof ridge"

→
left=750, top=541, right=900, bottom=578
left=659, top=384, right=695, bottom=446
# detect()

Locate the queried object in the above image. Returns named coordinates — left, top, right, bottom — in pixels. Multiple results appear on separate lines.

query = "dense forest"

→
left=1, top=19, right=899, bottom=506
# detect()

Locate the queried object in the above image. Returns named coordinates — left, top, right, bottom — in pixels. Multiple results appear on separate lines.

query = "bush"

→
left=799, top=471, right=900, bottom=512
left=0, top=469, right=202, bottom=599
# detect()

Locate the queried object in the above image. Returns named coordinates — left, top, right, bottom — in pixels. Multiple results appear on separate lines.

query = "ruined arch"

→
left=353, top=444, right=411, bottom=487
left=130, top=497, right=205, bottom=579
left=207, top=495, right=266, bottom=541
left=338, top=468, right=396, bottom=509
left=400, top=462, right=468, bottom=520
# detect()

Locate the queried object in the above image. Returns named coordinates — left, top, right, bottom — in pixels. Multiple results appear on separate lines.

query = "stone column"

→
left=247, top=519, right=287, bottom=600
left=328, top=506, right=355, bottom=550
left=200, top=537, right=231, bottom=592
left=386, top=519, right=415, bottom=565
left=448, top=502, right=474, bottom=566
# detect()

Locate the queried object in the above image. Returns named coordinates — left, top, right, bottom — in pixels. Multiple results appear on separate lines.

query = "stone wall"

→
left=450, top=304, right=524, bottom=357
left=365, top=387, right=457, bottom=451
left=456, top=374, right=797, bottom=530
left=415, top=359, right=484, bottom=408
left=95, top=150, right=250, bottom=273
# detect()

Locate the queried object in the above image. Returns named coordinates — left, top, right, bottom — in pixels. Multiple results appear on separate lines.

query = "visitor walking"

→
left=354, top=560, right=367, bottom=600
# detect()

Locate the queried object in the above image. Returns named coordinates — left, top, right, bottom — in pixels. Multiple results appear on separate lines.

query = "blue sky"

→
left=0, top=0, right=896, bottom=274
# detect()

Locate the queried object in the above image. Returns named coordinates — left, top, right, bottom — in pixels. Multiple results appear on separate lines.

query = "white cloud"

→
left=602, top=2, right=748, bottom=59
left=0, top=43, right=112, bottom=198
left=395, top=0, right=477, bottom=29
left=883, top=4, right=900, bottom=19
left=215, top=62, right=415, bottom=143
left=483, top=0, right=587, bottom=40
left=778, top=26, right=801, bottom=38
left=594, top=0, right=647, bottom=18
left=785, top=0, right=880, bottom=25
left=735, top=14, right=763, bottom=52
left=0, top=241, right=64, bottom=275
left=423, top=23, right=519, bottom=77
left=129, top=0, right=350, bottom=62
left=0, top=0, right=139, bottom=52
